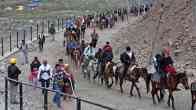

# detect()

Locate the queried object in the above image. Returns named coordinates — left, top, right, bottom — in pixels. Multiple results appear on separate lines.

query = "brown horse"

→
left=147, top=72, right=189, bottom=110
left=103, top=62, right=115, bottom=88
left=71, top=48, right=81, bottom=69
left=115, top=64, right=149, bottom=98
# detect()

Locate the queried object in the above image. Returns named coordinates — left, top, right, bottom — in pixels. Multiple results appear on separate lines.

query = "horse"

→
left=147, top=72, right=189, bottom=110
left=115, top=64, right=149, bottom=98
left=81, top=58, right=97, bottom=82
left=103, top=61, right=115, bottom=88
left=71, top=48, right=81, bottom=69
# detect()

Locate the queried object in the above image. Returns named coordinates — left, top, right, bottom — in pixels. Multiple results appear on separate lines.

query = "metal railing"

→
left=4, top=77, right=116, bottom=110
left=0, top=17, right=64, bottom=58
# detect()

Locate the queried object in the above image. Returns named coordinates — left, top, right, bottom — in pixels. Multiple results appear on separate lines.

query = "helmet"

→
left=9, top=58, right=16, bottom=64
left=64, top=64, right=69, bottom=70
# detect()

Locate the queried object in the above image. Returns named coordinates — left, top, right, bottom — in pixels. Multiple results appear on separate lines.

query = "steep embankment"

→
left=116, top=0, right=193, bottom=72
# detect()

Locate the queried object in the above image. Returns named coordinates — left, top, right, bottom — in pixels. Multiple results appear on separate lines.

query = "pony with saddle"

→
left=147, top=71, right=189, bottom=110
left=81, top=58, right=97, bottom=82
left=115, top=63, right=149, bottom=98
left=101, top=61, right=115, bottom=88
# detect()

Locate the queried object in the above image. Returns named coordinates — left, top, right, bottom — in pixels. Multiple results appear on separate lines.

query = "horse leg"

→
left=192, top=100, right=195, bottom=110
left=105, top=78, right=109, bottom=87
left=156, top=89, right=160, bottom=103
left=171, top=94, right=175, bottom=110
left=120, top=78, right=124, bottom=93
left=167, top=94, right=171, bottom=107
left=88, top=70, right=91, bottom=82
left=134, top=83, right=141, bottom=98
left=130, top=82, right=134, bottom=96
left=114, top=71, right=119, bottom=85
left=151, top=89, right=156, bottom=104
left=101, top=77, right=104, bottom=85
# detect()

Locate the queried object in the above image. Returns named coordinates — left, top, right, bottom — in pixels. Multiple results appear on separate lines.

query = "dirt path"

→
left=0, top=16, right=192, bottom=110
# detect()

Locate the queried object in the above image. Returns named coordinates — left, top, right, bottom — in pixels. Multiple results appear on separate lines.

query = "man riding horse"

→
left=151, top=47, right=175, bottom=100
left=97, top=42, right=113, bottom=80
left=102, top=42, right=113, bottom=64
left=83, top=43, right=96, bottom=69
left=120, top=46, right=136, bottom=78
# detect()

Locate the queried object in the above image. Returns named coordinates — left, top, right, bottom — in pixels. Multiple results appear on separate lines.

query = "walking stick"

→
left=68, top=77, right=77, bottom=97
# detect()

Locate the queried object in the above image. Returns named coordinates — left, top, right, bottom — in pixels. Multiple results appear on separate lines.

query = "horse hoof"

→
left=167, top=102, right=170, bottom=107
left=130, top=94, right=133, bottom=96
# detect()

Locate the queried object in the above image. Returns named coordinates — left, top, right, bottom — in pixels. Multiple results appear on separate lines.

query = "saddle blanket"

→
left=152, top=73, right=161, bottom=81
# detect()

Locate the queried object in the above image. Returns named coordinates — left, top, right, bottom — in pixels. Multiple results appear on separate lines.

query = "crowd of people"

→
left=8, top=57, right=75, bottom=108
left=6, top=6, right=181, bottom=109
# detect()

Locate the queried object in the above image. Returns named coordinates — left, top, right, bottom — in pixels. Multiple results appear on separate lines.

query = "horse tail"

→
left=146, top=73, right=152, bottom=94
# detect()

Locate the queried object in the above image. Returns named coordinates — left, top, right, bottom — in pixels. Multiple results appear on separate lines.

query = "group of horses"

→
left=63, top=8, right=129, bottom=68
left=83, top=60, right=191, bottom=110
left=62, top=7, right=196, bottom=110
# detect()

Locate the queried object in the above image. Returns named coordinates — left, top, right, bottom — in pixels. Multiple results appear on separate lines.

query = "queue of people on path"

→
left=63, top=7, right=130, bottom=71
left=8, top=57, right=75, bottom=108
left=6, top=6, right=183, bottom=109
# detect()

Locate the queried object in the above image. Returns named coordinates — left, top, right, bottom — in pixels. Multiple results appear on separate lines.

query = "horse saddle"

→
left=127, top=65, right=137, bottom=80
left=129, top=65, right=137, bottom=72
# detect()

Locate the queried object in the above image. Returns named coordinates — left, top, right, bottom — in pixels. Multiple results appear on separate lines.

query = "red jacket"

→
left=103, top=44, right=112, bottom=53
left=163, top=65, right=176, bottom=75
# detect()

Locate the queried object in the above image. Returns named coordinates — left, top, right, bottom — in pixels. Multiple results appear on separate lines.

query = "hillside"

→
left=115, top=0, right=194, bottom=73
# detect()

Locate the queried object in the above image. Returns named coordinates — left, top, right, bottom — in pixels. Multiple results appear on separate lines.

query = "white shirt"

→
left=37, top=64, right=52, bottom=80
left=127, top=51, right=133, bottom=59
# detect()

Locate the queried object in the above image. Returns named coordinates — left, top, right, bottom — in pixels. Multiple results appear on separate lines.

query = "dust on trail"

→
left=0, top=16, right=191, bottom=110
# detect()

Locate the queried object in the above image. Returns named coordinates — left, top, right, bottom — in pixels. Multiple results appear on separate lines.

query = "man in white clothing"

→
left=38, top=60, right=52, bottom=94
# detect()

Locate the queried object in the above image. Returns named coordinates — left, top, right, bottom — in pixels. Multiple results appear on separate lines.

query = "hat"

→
left=9, top=58, right=16, bottom=64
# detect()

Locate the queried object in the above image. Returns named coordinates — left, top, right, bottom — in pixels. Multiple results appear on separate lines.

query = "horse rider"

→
left=102, top=42, right=113, bottom=63
left=101, top=42, right=113, bottom=73
left=80, top=40, right=87, bottom=54
left=120, top=46, right=136, bottom=78
left=151, top=53, right=162, bottom=86
left=93, top=48, right=104, bottom=79
left=83, top=43, right=96, bottom=67
left=159, top=47, right=175, bottom=99
left=90, top=29, right=99, bottom=48
left=161, top=47, right=175, bottom=77
left=81, top=23, right=86, bottom=39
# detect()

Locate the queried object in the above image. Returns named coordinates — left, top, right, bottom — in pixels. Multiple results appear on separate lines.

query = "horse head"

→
left=176, top=72, right=189, bottom=90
